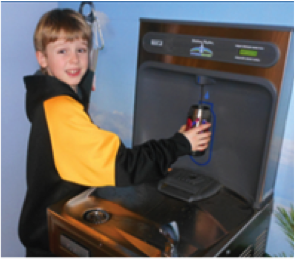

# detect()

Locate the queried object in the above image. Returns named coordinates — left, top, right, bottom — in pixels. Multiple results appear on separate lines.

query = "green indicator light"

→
left=239, top=49, right=258, bottom=57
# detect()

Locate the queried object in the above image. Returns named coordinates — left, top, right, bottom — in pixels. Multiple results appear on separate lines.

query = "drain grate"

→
left=239, top=244, right=253, bottom=257
left=83, top=209, right=110, bottom=224
left=254, top=229, right=268, bottom=257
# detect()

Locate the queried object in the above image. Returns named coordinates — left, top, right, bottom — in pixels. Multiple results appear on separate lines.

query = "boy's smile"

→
left=36, top=36, right=89, bottom=92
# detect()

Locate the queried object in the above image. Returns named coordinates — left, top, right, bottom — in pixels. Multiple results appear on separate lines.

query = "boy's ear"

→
left=36, top=51, right=48, bottom=68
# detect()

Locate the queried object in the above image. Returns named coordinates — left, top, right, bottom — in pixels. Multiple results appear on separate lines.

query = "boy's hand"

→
left=179, top=123, right=211, bottom=152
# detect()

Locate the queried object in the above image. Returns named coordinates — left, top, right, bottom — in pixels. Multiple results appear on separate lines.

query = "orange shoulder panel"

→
left=44, top=96, right=120, bottom=187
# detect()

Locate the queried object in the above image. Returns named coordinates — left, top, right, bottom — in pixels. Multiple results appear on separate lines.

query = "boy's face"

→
left=36, top=36, right=89, bottom=91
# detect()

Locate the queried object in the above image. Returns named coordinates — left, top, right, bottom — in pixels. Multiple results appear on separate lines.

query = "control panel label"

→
left=143, top=32, right=279, bottom=67
left=190, top=39, right=214, bottom=57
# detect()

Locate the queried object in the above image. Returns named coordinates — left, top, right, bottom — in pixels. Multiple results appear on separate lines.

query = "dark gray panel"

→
left=133, top=62, right=277, bottom=206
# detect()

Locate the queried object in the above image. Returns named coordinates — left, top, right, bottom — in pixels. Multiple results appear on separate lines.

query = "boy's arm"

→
left=115, top=133, right=190, bottom=186
left=44, top=96, right=191, bottom=187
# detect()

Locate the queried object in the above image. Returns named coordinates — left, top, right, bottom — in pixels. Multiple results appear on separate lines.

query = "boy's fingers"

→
left=196, top=131, right=211, bottom=140
left=195, top=124, right=211, bottom=134
left=198, top=139, right=210, bottom=145
left=199, top=123, right=211, bottom=130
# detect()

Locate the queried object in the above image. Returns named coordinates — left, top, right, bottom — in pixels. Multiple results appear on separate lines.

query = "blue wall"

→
left=1, top=2, right=58, bottom=256
left=1, top=1, right=293, bottom=257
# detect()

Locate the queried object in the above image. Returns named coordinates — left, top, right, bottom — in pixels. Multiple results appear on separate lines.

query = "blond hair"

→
left=34, top=8, right=92, bottom=53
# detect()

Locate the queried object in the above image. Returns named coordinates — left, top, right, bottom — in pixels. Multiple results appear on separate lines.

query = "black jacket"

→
left=18, top=70, right=191, bottom=252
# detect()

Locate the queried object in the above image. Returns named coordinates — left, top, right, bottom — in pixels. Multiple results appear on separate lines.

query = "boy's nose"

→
left=69, top=52, right=79, bottom=63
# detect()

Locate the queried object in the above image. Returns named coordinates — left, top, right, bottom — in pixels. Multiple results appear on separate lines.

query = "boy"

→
left=18, top=8, right=211, bottom=257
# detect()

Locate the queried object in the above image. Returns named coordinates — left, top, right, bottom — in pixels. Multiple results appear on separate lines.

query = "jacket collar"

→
left=24, top=69, right=94, bottom=122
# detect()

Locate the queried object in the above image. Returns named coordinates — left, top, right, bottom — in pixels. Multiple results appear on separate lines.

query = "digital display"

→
left=239, top=49, right=258, bottom=57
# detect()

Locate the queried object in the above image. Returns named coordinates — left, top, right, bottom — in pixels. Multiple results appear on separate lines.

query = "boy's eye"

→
left=57, top=49, right=66, bottom=54
left=78, top=48, right=88, bottom=53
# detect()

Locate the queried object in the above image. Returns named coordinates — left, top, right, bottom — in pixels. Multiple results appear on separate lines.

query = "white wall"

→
left=1, top=2, right=58, bottom=256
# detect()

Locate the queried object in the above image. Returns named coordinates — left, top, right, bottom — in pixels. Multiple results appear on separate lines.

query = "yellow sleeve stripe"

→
left=44, top=96, right=120, bottom=187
